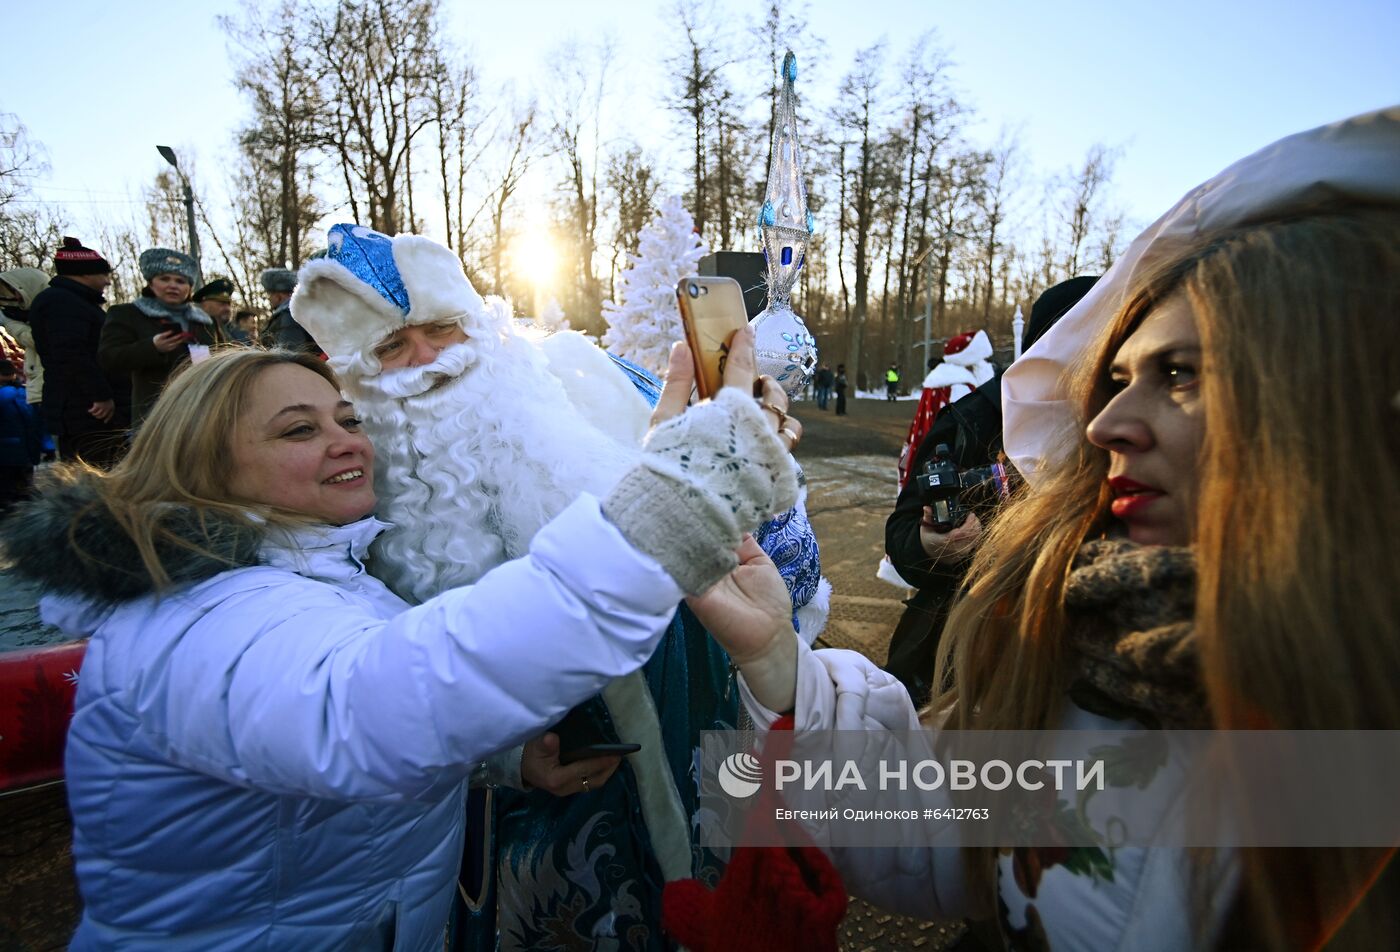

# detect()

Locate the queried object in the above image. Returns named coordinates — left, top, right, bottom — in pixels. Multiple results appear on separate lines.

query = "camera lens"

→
left=688, top=282, right=699, bottom=297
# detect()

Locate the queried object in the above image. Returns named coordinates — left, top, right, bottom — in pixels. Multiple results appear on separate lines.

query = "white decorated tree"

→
left=602, top=195, right=710, bottom=378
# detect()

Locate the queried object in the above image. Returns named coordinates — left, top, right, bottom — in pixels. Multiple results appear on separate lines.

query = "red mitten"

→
left=663, top=716, right=848, bottom=952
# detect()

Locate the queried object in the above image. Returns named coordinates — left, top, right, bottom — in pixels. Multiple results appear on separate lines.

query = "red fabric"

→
left=944, top=331, right=976, bottom=356
left=0, top=640, right=87, bottom=791
left=663, top=715, right=848, bottom=952
left=897, top=329, right=980, bottom=489
left=0, top=325, right=25, bottom=382
left=897, top=386, right=949, bottom=490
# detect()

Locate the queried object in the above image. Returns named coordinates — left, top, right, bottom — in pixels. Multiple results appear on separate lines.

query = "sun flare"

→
left=508, top=229, right=560, bottom=290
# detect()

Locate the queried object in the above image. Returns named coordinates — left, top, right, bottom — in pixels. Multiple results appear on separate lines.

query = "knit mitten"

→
left=662, top=715, right=848, bottom=952
left=603, top=389, right=799, bottom=594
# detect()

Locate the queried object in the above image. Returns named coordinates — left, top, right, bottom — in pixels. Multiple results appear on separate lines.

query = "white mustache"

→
left=361, top=340, right=479, bottom=399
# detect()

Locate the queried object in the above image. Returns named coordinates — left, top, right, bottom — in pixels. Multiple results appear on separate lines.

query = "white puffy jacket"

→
left=740, top=645, right=1232, bottom=952
left=54, top=495, right=683, bottom=951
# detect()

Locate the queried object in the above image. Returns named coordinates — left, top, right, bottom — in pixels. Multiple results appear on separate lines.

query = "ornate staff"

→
left=751, top=50, right=819, bottom=396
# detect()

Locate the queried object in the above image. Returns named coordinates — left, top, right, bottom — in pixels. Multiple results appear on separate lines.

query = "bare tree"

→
left=544, top=38, right=614, bottom=322
left=749, top=1, right=824, bottom=175
left=667, top=0, right=728, bottom=238
left=891, top=32, right=959, bottom=376
left=0, top=113, right=66, bottom=269
left=830, top=42, right=887, bottom=388
left=483, top=103, right=538, bottom=296
left=1058, top=142, right=1119, bottom=277
left=603, top=145, right=660, bottom=299
left=307, top=0, right=442, bottom=234
left=144, top=169, right=191, bottom=250
left=221, top=0, right=323, bottom=268
left=426, top=54, right=487, bottom=256
left=928, top=150, right=988, bottom=342
left=975, top=130, right=1020, bottom=323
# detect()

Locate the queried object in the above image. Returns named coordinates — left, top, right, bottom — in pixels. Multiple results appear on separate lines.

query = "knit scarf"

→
left=1063, top=538, right=1209, bottom=729
left=132, top=295, right=212, bottom=329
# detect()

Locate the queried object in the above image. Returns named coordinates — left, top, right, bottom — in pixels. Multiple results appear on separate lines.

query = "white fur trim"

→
left=922, top=363, right=978, bottom=389
left=536, top=329, right=652, bottom=447
left=291, top=234, right=490, bottom=360
left=877, top=555, right=916, bottom=589
left=600, top=671, right=693, bottom=882
left=944, top=329, right=992, bottom=366
left=795, top=576, right=832, bottom=645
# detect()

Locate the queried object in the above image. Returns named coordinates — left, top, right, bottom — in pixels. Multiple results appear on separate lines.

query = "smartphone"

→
left=551, top=703, right=641, bottom=766
left=676, top=276, right=750, bottom=400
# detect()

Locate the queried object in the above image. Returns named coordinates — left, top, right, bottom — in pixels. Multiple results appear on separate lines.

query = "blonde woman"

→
left=0, top=333, right=802, bottom=950
left=712, top=109, right=1400, bottom=950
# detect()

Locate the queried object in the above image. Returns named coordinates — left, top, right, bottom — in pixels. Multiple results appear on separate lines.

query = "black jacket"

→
left=259, top=303, right=318, bottom=354
left=99, top=298, right=224, bottom=425
left=28, top=277, right=128, bottom=437
left=883, top=376, right=1005, bottom=702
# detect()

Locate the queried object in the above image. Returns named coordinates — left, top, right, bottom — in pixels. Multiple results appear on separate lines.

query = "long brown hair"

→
left=76, top=348, right=343, bottom=589
left=934, top=208, right=1400, bottom=946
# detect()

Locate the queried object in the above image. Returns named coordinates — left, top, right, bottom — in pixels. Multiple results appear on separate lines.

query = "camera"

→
left=915, top=444, right=1011, bottom=532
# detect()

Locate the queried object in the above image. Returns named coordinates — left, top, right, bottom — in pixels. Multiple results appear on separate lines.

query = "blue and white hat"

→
left=291, top=224, right=490, bottom=361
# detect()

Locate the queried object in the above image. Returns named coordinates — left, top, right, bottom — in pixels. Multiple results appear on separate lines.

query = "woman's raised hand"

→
left=686, top=534, right=800, bottom=713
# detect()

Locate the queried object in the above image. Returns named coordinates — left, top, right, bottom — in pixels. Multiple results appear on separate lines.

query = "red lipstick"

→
left=1108, top=477, right=1162, bottom=519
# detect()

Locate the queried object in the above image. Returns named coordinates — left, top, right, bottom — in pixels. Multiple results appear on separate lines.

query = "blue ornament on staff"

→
left=750, top=50, right=819, bottom=397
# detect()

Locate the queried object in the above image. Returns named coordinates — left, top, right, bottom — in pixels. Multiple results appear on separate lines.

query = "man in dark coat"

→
left=194, top=277, right=246, bottom=342
left=883, top=276, right=1098, bottom=704
left=28, top=238, right=129, bottom=468
left=258, top=267, right=318, bottom=353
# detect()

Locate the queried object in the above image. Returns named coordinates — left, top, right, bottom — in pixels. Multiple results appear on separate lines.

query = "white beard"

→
left=337, top=323, right=641, bottom=604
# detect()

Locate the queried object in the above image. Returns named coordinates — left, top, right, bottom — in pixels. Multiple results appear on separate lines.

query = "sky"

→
left=3, top=0, right=1397, bottom=252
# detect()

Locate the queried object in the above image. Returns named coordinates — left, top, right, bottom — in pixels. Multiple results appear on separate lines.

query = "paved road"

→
left=0, top=396, right=966, bottom=952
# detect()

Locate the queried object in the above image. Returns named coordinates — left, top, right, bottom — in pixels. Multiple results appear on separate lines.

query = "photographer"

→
left=883, top=277, right=1096, bottom=704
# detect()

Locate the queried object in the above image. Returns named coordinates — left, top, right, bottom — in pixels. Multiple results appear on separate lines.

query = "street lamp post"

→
left=156, top=146, right=202, bottom=282
left=911, top=243, right=937, bottom=366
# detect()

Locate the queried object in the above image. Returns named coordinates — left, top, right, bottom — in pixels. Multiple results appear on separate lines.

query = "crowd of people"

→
left=0, top=106, right=1395, bottom=951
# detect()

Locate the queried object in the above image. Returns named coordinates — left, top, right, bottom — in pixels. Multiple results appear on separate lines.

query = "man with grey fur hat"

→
left=258, top=267, right=318, bottom=354
left=99, top=247, right=224, bottom=425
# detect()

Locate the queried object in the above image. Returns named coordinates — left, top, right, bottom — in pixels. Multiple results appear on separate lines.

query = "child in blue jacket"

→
left=0, top=358, right=41, bottom=512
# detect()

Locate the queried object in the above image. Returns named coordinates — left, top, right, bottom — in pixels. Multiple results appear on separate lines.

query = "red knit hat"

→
left=53, top=237, right=111, bottom=277
left=663, top=716, right=848, bottom=952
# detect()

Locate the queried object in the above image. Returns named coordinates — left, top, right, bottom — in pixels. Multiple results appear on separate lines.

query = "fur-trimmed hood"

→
left=0, top=469, right=262, bottom=604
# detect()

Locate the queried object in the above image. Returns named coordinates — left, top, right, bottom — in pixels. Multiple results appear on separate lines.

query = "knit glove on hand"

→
left=603, top=388, right=799, bottom=595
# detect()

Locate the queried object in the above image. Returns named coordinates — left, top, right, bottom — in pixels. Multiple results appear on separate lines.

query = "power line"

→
left=2, top=197, right=183, bottom=206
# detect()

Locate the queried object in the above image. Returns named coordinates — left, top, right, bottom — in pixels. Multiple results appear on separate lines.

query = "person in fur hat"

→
left=258, top=266, right=317, bottom=353
left=99, top=247, right=224, bottom=425
left=292, top=223, right=828, bottom=951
